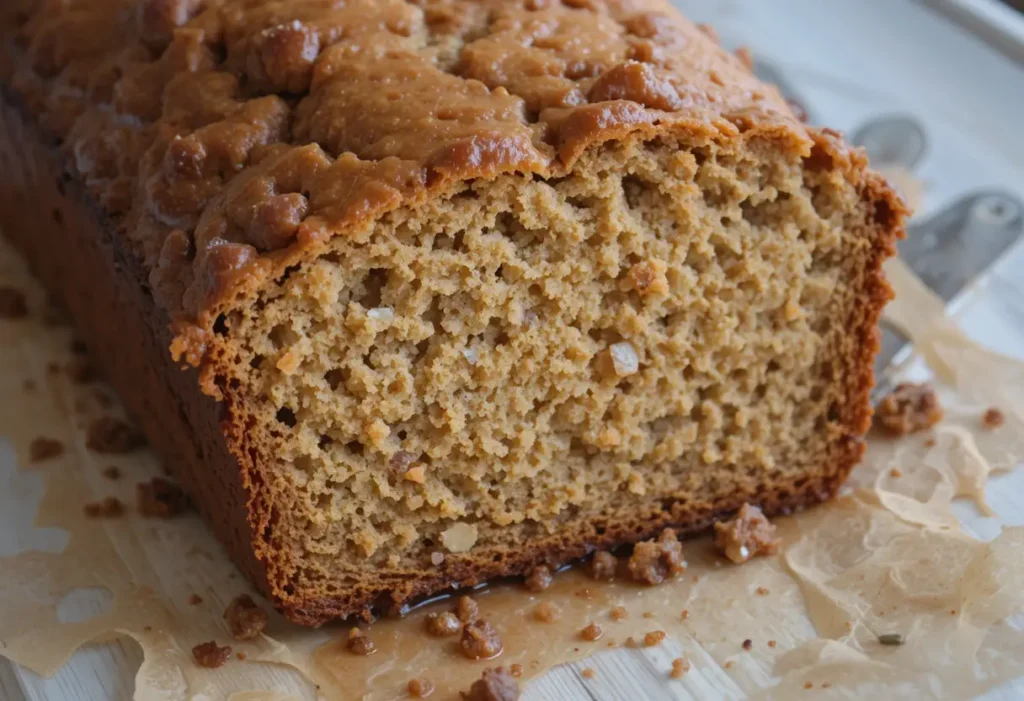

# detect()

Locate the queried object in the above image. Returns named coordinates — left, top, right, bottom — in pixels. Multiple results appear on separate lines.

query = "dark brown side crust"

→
left=0, top=83, right=887, bottom=627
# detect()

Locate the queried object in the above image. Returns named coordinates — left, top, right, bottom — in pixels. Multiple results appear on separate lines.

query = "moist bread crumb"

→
left=407, top=677, right=435, bottom=698
left=982, top=408, right=1006, bottom=429
left=456, top=596, right=480, bottom=624
left=346, top=628, right=376, bottom=656
left=224, top=594, right=268, bottom=640
left=136, top=477, right=189, bottom=518
left=589, top=551, right=618, bottom=581
left=580, top=622, right=603, bottom=641
left=0, top=0, right=905, bottom=625
left=524, top=565, right=553, bottom=592
left=461, top=620, right=503, bottom=660
left=671, top=657, right=690, bottom=678
left=644, top=630, right=667, bottom=647
left=714, top=504, right=780, bottom=564
left=83, top=497, right=125, bottom=518
left=0, top=286, right=28, bottom=319
left=86, top=417, right=145, bottom=454
left=581, top=667, right=596, bottom=679
left=875, top=384, right=944, bottom=436
left=29, top=437, right=64, bottom=463
left=627, top=529, right=686, bottom=584
left=192, top=641, right=232, bottom=669
left=462, top=667, right=519, bottom=701
left=425, top=611, right=462, bottom=637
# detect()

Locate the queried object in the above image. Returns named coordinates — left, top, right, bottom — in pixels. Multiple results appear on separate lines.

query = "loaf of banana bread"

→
left=0, top=0, right=905, bottom=625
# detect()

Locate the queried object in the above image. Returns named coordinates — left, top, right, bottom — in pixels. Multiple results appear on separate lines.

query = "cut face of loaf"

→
left=0, top=0, right=905, bottom=624
left=218, top=130, right=899, bottom=621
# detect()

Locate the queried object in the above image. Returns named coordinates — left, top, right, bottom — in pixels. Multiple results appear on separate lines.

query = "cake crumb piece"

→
left=136, top=477, right=189, bottom=518
left=589, top=551, right=617, bottom=580
left=627, top=528, right=686, bottom=584
left=441, top=523, right=478, bottom=552
left=581, top=667, right=596, bottom=680
left=768, top=640, right=777, bottom=648
left=102, top=465, right=121, bottom=480
left=889, top=468, right=903, bottom=478
left=642, top=611, right=654, bottom=619
left=580, top=622, right=603, bottom=641
left=29, top=437, right=64, bottom=463
left=610, top=606, right=628, bottom=621
left=714, top=504, right=780, bottom=564
left=86, top=416, right=145, bottom=453
left=756, top=586, right=770, bottom=596
left=461, top=667, right=519, bottom=701
left=0, top=286, right=28, bottom=319
left=742, top=639, right=753, bottom=650
left=525, top=565, right=552, bottom=592
left=671, top=657, right=690, bottom=679
left=188, top=594, right=203, bottom=606
left=236, top=652, right=246, bottom=660
left=680, top=609, right=689, bottom=621
left=224, top=594, right=268, bottom=640
left=460, top=620, right=503, bottom=660
left=425, top=611, right=462, bottom=637
left=532, top=602, right=559, bottom=623
left=456, top=595, right=479, bottom=623
left=924, top=437, right=937, bottom=448
left=407, top=677, right=435, bottom=698
left=724, top=660, right=735, bottom=669
left=509, top=664, right=523, bottom=677
left=875, top=383, right=943, bottom=436
left=644, top=630, right=666, bottom=647
left=347, top=628, right=376, bottom=656
left=84, top=496, right=124, bottom=518
left=982, top=407, right=1005, bottom=429
left=192, top=641, right=231, bottom=668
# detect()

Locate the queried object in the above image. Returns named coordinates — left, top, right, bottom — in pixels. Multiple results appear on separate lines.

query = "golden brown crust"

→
left=0, top=1, right=907, bottom=627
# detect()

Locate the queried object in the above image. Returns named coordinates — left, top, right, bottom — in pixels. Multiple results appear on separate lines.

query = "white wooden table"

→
left=2, top=0, right=1023, bottom=699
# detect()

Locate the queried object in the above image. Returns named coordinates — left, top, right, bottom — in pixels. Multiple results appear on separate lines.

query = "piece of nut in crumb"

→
left=714, top=504, right=780, bottom=564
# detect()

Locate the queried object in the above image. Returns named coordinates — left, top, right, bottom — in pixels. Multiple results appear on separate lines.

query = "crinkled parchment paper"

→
left=2, top=235, right=1024, bottom=700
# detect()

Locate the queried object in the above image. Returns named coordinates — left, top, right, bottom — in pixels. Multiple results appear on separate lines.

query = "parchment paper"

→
left=2, top=234, right=1023, bottom=700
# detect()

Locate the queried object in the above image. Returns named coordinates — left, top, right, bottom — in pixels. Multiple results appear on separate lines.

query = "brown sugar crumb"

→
left=982, top=407, right=1006, bottom=429
left=524, top=565, right=552, bottom=592
left=889, top=468, right=903, bottom=478
left=461, top=667, right=519, bottom=701
left=347, top=628, right=376, bottom=656
left=456, top=595, right=479, bottom=624
left=136, top=477, right=189, bottom=518
left=644, top=631, right=667, bottom=647
left=425, top=611, right=462, bottom=637
left=589, top=551, right=617, bottom=581
left=671, top=657, right=690, bottom=679
left=188, top=594, right=203, bottom=606
left=756, top=586, right=770, bottom=596
left=86, top=416, right=145, bottom=454
left=579, top=622, right=603, bottom=641
left=742, top=639, right=753, bottom=651
left=407, top=677, right=435, bottom=698
left=83, top=497, right=124, bottom=518
left=875, top=383, right=944, bottom=436
left=102, top=466, right=121, bottom=480
left=768, top=640, right=777, bottom=648
left=624, top=636, right=639, bottom=648
left=224, top=594, right=268, bottom=641
left=714, top=504, right=780, bottom=564
left=627, top=528, right=686, bottom=584
left=29, top=437, right=64, bottom=463
left=533, top=602, right=559, bottom=623
left=804, top=682, right=813, bottom=690
left=609, top=606, right=628, bottom=621
left=680, top=609, right=689, bottom=621
left=509, top=664, right=523, bottom=678
left=0, top=286, right=28, bottom=319
left=460, top=620, right=503, bottom=660
left=581, top=667, right=596, bottom=679
left=192, top=641, right=231, bottom=668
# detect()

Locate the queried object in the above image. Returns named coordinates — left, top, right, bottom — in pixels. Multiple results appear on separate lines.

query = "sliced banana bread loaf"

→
left=0, top=0, right=905, bottom=624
